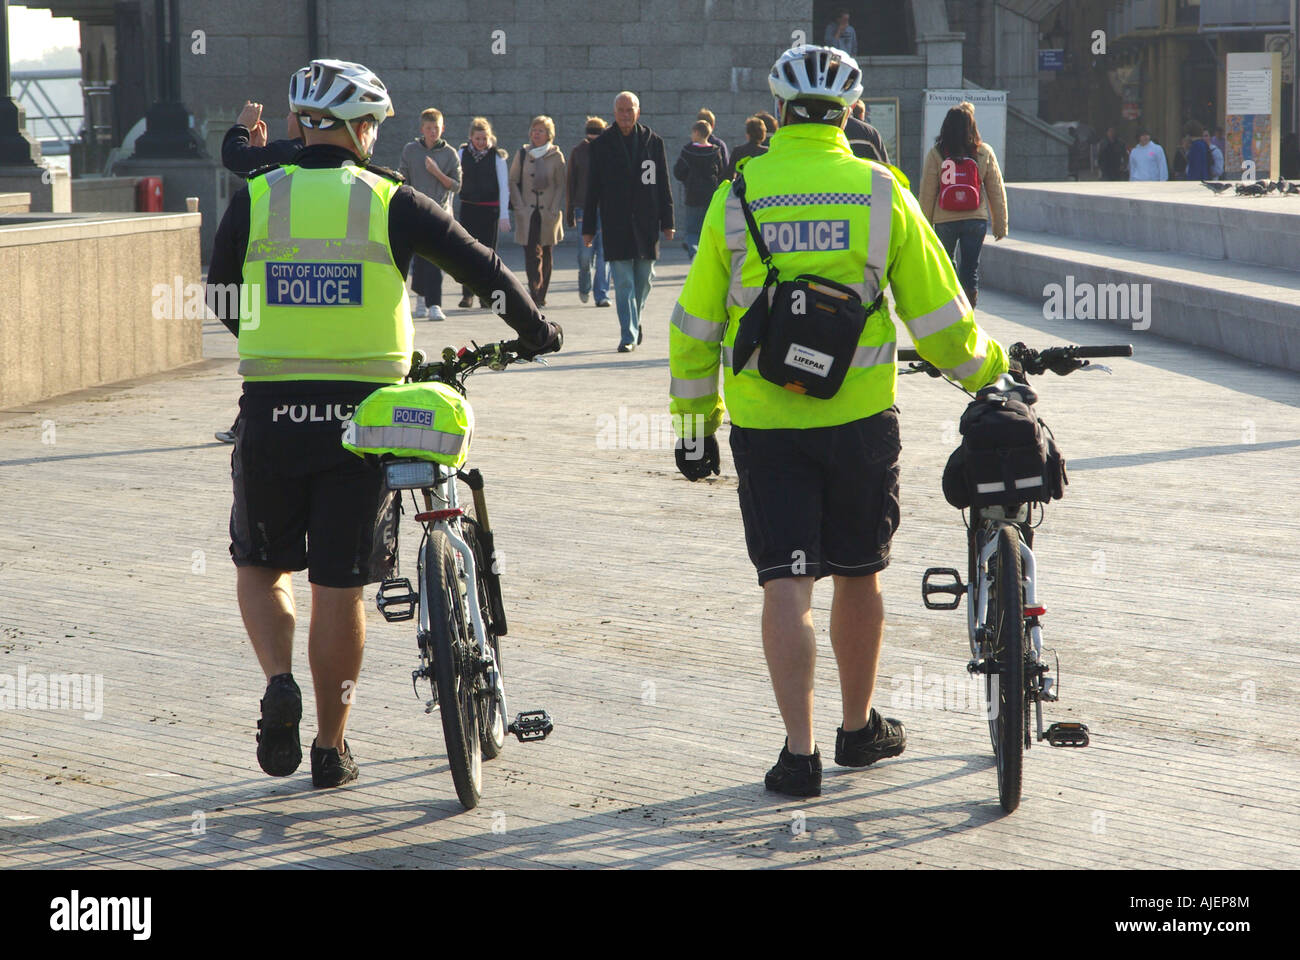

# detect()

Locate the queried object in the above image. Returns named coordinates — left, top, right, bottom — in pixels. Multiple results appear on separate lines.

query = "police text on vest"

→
left=266, top=262, right=363, bottom=306
left=760, top=220, right=850, bottom=253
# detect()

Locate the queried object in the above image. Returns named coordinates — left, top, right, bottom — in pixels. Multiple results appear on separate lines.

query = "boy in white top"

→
left=1128, top=131, right=1169, bottom=182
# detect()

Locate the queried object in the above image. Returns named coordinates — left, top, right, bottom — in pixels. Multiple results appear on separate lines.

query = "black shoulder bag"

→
left=729, top=172, right=883, bottom=399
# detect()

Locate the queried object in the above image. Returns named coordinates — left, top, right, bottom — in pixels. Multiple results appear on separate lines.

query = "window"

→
left=812, top=0, right=916, bottom=58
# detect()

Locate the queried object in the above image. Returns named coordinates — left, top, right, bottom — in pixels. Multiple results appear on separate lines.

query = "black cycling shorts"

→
left=229, top=385, right=398, bottom=588
left=728, top=408, right=901, bottom=585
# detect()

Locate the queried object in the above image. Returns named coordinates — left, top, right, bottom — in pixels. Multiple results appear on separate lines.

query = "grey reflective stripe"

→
left=346, top=171, right=375, bottom=241
left=724, top=191, right=747, bottom=250
left=670, top=302, right=725, bottom=343
left=246, top=237, right=394, bottom=263
left=864, top=167, right=893, bottom=297
left=942, top=330, right=989, bottom=381
left=851, top=341, right=896, bottom=368
left=239, top=357, right=409, bottom=378
left=266, top=168, right=292, bottom=239
left=727, top=248, right=755, bottom=309
left=906, top=294, right=967, bottom=340
left=251, top=164, right=391, bottom=265
left=670, top=373, right=718, bottom=399
left=349, top=424, right=466, bottom=456
left=720, top=344, right=759, bottom=372
left=976, top=477, right=1043, bottom=494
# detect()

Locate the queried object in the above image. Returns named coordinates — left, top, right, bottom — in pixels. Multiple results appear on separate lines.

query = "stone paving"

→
left=1, top=242, right=1298, bottom=868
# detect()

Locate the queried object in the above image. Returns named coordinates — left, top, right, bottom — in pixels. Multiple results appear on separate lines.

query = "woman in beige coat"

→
left=918, top=102, right=1008, bottom=308
left=509, top=115, right=566, bottom=307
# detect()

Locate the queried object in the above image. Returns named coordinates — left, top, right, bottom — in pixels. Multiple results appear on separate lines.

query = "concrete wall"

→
left=0, top=193, right=31, bottom=214
left=0, top=212, right=203, bottom=409
left=159, top=0, right=1002, bottom=199
left=71, top=177, right=140, bottom=213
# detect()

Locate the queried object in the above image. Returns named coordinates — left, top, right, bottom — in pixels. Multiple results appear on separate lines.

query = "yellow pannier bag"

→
left=342, top=381, right=474, bottom=469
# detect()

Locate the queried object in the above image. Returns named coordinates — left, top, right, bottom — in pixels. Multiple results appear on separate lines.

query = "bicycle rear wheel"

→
left=464, top=519, right=506, bottom=760
left=422, top=530, right=482, bottom=809
left=987, top=523, right=1025, bottom=813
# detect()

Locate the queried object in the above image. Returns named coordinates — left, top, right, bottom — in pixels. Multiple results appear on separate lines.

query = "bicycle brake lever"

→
left=1075, top=362, right=1113, bottom=374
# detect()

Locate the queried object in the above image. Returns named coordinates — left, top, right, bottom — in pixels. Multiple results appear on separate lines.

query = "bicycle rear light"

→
left=384, top=459, right=438, bottom=490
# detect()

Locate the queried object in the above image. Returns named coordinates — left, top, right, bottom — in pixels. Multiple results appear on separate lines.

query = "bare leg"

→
left=308, top=584, right=365, bottom=750
left=829, top=573, right=886, bottom=732
left=761, top=577, right=817, bottom=755
left=237, top=567, right=295, bottom=678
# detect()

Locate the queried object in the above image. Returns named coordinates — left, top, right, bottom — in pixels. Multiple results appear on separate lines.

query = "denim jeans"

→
left=609, top=258, right=655, bottom=346
left=574, top=206, right=610, bottom=302
left=933, top=218, right=987, bottom=305
left=680, top=203, right=708, bottom=258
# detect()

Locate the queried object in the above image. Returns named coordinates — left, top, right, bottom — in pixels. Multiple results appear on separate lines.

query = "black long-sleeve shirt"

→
left=220, top=124, right=304, bottom=176
left=207, top=144, right=548, bottom=394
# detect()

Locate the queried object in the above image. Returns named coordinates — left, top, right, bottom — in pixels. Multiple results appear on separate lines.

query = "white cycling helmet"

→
left=289, top=59, right=393, bottom=158
left=768, top=44, right=864, bottom=111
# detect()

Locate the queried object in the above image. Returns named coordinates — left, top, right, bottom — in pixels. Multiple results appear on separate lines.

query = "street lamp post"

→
left=0, top=0, right=43, bottom=167
left=130, top=0, right=206, bottom=158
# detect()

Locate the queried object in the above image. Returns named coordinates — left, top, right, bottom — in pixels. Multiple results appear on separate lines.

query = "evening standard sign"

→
left=266, top=262, right=362, bottom=305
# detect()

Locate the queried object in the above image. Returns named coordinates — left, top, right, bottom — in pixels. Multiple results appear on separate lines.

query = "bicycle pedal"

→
left=922, top=567, right=964, bottom=610
left=508, top=709, right=554, bottom=743
left=377, top=578, right=418, bottom=622
left=1045, top=721, right=1090, bottom=747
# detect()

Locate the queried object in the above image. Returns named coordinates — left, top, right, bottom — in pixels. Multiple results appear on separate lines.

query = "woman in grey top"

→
left=399, top=107, right=462, bottom=319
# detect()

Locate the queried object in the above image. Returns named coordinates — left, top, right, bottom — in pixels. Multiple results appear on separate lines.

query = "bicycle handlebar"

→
left=407, top=339, right=531, bottom=386
left=899, top=342, right=1132, bottom=377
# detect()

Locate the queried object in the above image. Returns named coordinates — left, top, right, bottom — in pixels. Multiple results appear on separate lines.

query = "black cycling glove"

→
left=517, top=321, right=563, bottom=358
left=675, top=435, right=720, bottom=481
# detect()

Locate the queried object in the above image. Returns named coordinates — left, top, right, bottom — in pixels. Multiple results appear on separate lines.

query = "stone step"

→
left=1003, top=182, right=1300, bottom=276
left=979, top=229, right=1300, bottom=372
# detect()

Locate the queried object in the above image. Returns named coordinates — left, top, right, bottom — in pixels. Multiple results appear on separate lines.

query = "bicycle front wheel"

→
left=987, top=523, right=1025, bottom=813
left=422, top=530, right=483, bottom=809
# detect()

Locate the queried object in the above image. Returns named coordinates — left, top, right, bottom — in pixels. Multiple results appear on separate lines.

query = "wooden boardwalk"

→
left=2, top=244, right=1298, bottom=869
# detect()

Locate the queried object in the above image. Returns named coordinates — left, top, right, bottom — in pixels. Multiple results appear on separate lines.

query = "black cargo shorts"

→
left=728, top=407, right=901, bottom=585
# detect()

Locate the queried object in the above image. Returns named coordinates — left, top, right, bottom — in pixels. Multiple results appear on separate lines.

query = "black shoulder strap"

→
left=731, top=173, right=779, bottom=286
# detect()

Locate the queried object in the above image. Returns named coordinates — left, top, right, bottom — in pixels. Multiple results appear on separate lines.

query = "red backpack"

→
left=938, top=154, right=981, bottom=212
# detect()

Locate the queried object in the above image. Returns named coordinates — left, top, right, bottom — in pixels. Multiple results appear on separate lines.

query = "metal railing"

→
left=10, top=68, right=87, bottom=157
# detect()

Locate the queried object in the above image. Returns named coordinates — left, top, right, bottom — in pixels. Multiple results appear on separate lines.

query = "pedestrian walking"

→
left=206, top=59, right=560, bottom=790
left=1203, top=130, right=1224, bottom=179
left=1128, top=130, right=1169, bottom=182
left=583, top=91, right=674, bottom=352
left=399, top=108, right=462, bottom=319
left=1098, top=127, right=1127, bottom=181
left=455, top=117, right=511, bottom=309
left=919, top=102, right=1008, bottom=308
left=674, top=120, right=725, bottom=259
left=566, top=116, right=612, bottom=307
left=696, top=108, right=729, bottom=170
left=669, top=44, right=1010, bottom=797
left=726, top=116, right=770, bottom=179
left=508, top=115, right=566, bottom=308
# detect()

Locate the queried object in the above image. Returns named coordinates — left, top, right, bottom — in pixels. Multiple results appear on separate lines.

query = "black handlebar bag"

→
left=730, top=174, right=883, bottom=400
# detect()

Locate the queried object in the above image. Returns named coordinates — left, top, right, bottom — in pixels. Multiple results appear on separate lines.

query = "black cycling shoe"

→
left=764, top=741, right=822, bottom=797
left=310, top=739, right=359, bottom=789
left=834, top=708, right=907, bottom=767
left=256, top=673, right=302, bottom=777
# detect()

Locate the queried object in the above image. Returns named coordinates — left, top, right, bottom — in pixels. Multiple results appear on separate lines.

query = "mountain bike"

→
left=900, top=341, right=1132, bottom=813
left=369, top=340, right=554, bottom=810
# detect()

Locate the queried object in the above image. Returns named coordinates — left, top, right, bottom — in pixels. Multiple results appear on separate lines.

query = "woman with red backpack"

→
left=919, top=102, right=1007, bottom=308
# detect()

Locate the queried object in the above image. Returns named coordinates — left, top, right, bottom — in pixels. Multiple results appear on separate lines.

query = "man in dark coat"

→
left=583, top=91, right=675, bottom=352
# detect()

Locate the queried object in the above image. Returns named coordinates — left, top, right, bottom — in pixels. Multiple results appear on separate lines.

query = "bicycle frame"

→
left=413, top=464, right=507, bottom=720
